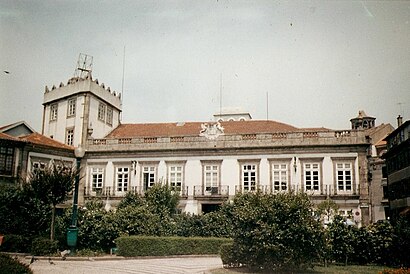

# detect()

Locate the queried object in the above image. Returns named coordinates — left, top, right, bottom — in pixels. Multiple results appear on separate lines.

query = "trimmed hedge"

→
left=219, top=243, right=239, bottom=268
left=115, top=236, right=232, bottom=257
left=30, top=237, right=58, bottom=256
left=0, top=253, right=33, bottom=274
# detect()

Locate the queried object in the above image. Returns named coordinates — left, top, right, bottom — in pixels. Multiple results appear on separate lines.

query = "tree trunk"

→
left=50, top=206, right=55, bottom=241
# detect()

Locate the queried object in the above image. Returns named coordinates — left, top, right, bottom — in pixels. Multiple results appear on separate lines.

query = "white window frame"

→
left=271, top=162, right=289, bottom=192
left=205, top=165, right=219, bottom=192
left=201, top=160, right=222, bottom=195
left=98, top=103, right=106, bottom=122
left=337, top=163, right=352, bottom=192
left=90, top=167, right=104, bottom=191
left=243, top=164, right=257, bottom=192
left=66, top=128, right=74, bottom=146
left=304, top=163, right=320, bottom=192
left=238, top=160, right=260, bottom=193
left=106, top=107, right=113, bottom=126
left=67, top=98, right=76, bottom=117
left=166, top=161, right=186, bottom=192
left=116, top=167, right=129, bottom=192
left=140, top=162, right=159, bottom=191
left=50, top=104, right=58, bottom=121
left=331, top=157, right=356, bottom=195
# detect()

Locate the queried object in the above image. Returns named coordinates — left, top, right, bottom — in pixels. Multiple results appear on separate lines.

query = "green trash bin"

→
left=67, top=227, right=78, bottom=247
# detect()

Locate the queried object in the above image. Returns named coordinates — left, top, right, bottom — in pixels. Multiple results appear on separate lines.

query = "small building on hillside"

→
left=0, top=121, right=74, bottom=184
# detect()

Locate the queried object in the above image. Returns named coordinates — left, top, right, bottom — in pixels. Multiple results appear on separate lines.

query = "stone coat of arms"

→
left=200, top=122, right=224, bottom=140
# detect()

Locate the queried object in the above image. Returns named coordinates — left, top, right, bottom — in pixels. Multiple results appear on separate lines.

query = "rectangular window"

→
left=273, top=163, right=288, bottom=191
left=50, top=104, right=58, bottom=121
left=67, top=98, right=76, bottom=117
left=383, top=185, right=388, bottom=199
left=242, top=164, right=257, bottom=192
left=32, top=161, right=47, bottom=172
left=337, top=163, right=352, bottom=191
left=116, top=167, right=129, bottom=192
left=66, top=128, right=74, bottom=146
left=98, top=103, right=106, bottom=121
left=91, top=167, right=104, bottom=191
left=0, top=146, right=14, bottom=176
left=143, top=166, right=156, bottom=191
left=304, top=163, right=320, bottom=191
left=106, top=107, right=113, bottom=126
left=204, top=165, right=219, bottom=192
left=169, top=165, right=183, bottom=191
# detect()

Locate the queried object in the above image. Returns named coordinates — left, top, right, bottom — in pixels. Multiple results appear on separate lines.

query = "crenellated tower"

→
left=41, top=54, right=122, bottom=147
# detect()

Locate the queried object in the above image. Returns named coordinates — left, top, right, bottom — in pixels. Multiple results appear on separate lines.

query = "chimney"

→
left=397, top=115, right=403, bottom=127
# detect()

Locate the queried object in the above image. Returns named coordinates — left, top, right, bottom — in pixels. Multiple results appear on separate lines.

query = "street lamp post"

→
left=67, top=146, right=85, bottom=254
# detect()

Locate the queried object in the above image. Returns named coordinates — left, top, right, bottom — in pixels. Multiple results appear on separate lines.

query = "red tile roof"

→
left=19, top=133, right=74, bottom=150
left=106, top=120, right=299, bottom=138
left=0, top=132, right=22, bottom=142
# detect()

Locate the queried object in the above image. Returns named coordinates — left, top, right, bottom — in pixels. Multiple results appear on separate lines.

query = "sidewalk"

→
left=25, top=255, right=223, bottom=274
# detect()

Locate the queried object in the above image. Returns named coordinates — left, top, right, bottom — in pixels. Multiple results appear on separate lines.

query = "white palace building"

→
left=36, top=72, right=386, bottom=226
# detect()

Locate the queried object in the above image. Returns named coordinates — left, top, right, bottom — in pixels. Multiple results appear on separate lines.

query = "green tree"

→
left=144, top=183, right=180, bottom=216
left=316, top=198, right=339, bottom=225
left=117, top=192, right=144, bottom=209
left=327, top=215, right=356, bottom=265
left=0, top=184, right=49, bottom=242
left=24, top=162, right=78, bottom=240
left=229, top=192, right=323, bottom=271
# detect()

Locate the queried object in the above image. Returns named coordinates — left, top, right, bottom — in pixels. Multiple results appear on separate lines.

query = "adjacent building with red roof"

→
left=0, top=121, right=74, bottom=184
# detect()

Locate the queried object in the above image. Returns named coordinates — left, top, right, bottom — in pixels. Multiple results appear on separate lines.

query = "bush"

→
left=228, top=192, right=323, bottom=271
left=173, top=211, right=232, bottom=238
left=0, top=253, right=33, bottom=274
left=115, top=236, right=232, bottom=257
left=0, top=235, right=30, bottom=253
left=30, top=237, right=58, bottom=256
left=390, top=216, right=410, bottom=267
left=220, top=243, right=239, bottom=268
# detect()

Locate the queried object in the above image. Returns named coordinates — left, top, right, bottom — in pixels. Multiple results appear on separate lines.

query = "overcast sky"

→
left=1, top=0, right=409, bottom=132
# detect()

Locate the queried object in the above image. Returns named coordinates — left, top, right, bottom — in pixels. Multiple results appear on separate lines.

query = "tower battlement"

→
left=44, top=74, right=122, bottom=110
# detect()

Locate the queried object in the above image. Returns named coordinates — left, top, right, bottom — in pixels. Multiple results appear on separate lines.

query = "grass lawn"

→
left=210, top=264, right=393, bottom=274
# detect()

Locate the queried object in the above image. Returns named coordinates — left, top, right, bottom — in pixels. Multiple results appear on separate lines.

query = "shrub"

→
left=30, top=237, right=58, bottom=256
left=390, top=216, right=410, bottom=267
left=115, top=236, right=232, bottom=257
left=0, top=234, right=30, bottom=253
left=0, top=253, right=33, bottom=274
left=229, top=192, right=323, bottom=271
left=220, top=243, right=239, bottom=268
left=173, top=211, right=232, bottom=238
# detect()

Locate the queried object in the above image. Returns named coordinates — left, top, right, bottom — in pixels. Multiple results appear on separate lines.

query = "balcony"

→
left=193, top=185, right=229, bottom=199
left=84, top=185, right=188, bottom=199
left=235, top=185, right=274, bottom=194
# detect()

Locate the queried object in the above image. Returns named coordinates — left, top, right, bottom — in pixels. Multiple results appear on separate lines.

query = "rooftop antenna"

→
left=397, top=102, right=405, bottom=115
left=219, top=73, right=222, bottom=117
left=74, top=53, right=93, bottom=78
left=266, top=92, right=269, bottom=120
left=121, top=46, right=126, bottom=101
left=120, top=46, right=126, bottom=122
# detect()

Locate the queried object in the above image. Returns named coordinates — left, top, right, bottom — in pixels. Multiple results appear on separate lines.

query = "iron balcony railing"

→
left=193, top=185, right=229, bottom=197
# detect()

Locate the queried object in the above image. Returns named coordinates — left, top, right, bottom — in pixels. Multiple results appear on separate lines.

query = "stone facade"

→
left=37, top=74, right=392, bottom=226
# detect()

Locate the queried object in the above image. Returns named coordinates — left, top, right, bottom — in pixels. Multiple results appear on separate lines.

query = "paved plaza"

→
left=27, top=256, right=223, bottom=274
